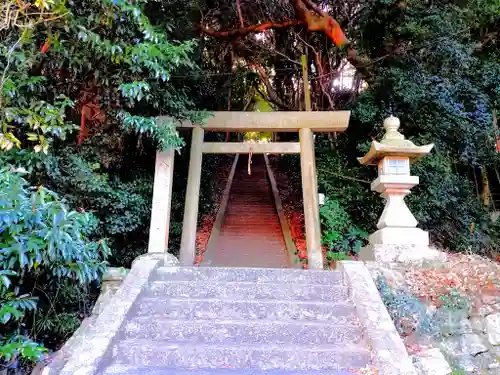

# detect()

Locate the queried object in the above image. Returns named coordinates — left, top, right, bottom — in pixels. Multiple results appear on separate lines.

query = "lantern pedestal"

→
left=367, top=174, right=429, bottom=247
left=372, top=175, right=419, bottom=228
left=368, top=228, right=429, bottom=247
left=359, top=242, right=445, bottom=264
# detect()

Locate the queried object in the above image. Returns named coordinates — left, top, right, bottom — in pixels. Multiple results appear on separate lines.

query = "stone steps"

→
left=101, top=365, right=358, bottom=375
left=132, top=297, right=357, bottom=322
left=214, top=238, right=285, bottom=246
left=122, top=316, right=364, bottom=345
left=202, top=154, right=290, bottom=268
left=154, top=266, right=343, bottom=284
left=108, top=339, right=371, bottom=371
left=96, top=266, right=372, bottom=374
left=147, top=280, right=347, bottom=301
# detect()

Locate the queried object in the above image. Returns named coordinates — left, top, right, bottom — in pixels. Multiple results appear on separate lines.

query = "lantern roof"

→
left=358, top=116, right=434, bottom=166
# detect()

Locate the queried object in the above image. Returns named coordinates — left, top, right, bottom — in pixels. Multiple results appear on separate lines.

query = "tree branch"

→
left=296, top=34, right=334, bottom=109
left=313, top=52, right=335, bottom=109
left=290, top=0, right=346, bottom=46
left=202, top=0, right=346, bottom=46
left=347, top=48, right=374, bottom=83
left=236, top=0, right=244, bottom=28
left=201, top=0, right=376, bottom=82
left=245, top=38, right=301, bottom=66
left=201, top=19, right=304, bottom=39
left=300, top=0, right=327, bottom=17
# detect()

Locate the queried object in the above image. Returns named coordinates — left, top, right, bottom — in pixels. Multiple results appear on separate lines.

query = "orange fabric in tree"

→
left=326, top=18, right=347, bottom=46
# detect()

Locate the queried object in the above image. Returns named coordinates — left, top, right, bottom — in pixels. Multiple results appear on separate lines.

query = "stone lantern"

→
left=358, top=116, right=435, bottom=262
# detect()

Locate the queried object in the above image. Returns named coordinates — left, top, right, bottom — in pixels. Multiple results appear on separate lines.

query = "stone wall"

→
left=366, top=251, right=499, bottom=375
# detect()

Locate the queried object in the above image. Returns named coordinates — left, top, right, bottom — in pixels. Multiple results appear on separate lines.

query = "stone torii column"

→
left=179, top=126, right=205, bottom=265
left=299, top=127, right=323, bottom=269
left=147, top=149, right=175, bottom=253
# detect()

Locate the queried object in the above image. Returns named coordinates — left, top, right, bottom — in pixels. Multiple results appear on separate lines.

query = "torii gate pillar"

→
left=179, top=126, right=205, bottom=265
left=147, top=149, right=175, bottom=253
left=299, top=127, right=323, bottom=269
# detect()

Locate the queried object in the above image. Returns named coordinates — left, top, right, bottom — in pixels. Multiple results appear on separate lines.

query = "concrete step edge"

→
left=156, top=266, right=340, bottom=273
left=113, top=339, right=370, bottom=352
left=156, top=266, right=340, bottom=272
left=154, top=269, right=343, bottom=281
left=102, top=364, right=360, bottom=375
left=125, top=316, right=360, bottom=328
left=135, top=296, right=352, bottom=307
left=146, top=281, right=348, bottom=301
left=148, top=280, right=346, bottom=289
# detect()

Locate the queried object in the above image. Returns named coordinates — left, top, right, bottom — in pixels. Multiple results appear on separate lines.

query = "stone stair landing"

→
left=97, top=266, right=372, bottom=374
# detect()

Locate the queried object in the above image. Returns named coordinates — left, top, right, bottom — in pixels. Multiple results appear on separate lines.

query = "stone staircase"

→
left=88, top=265, right=371, bottom=374
left=41, top=150, right=420, bottom=375
left=203, top=154, right=290, bottom=267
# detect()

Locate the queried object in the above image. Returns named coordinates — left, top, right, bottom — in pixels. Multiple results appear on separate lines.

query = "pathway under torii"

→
left=147, top=111, right=350, bottom=269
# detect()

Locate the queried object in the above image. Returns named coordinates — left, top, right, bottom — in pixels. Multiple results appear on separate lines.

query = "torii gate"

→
left=148, top=111, right=350, bottom=269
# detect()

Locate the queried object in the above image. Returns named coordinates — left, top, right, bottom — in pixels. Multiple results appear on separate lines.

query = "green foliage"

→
left=0, top=0, right=212, bottom=370
left=1, top=0, right=207, bottom=364
left=0, top=337, right=46, bottom=363
left=1, top=0, right=200, bottom=155
left=0, top=168, right=109, bottom=282
left=1, top=94, right=76, bottom=153
left=320, top=198, right=368, bottom=257
left=325, top=251, right=349, bottom=263
left=439, top=288, right=470, bottom=311
left=39, top=141, right=154, bottom=266
left=407, top=154, right=500, bottom=252
left=1, top=1, right=75, bottom=152
left=0, top=168, right=108, bottom=365
left=253, top=92, right=273, bottom=113
left=316, top=150, right=381, bottom=234
left=120, top=113, right=184, bottom=151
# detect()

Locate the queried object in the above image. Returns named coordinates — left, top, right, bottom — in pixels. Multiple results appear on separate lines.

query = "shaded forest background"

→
left=0, top=0, right=499, bottom=370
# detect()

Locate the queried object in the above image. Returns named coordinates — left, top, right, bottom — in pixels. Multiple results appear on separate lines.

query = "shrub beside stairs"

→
left=39, top=254, right=418, bottom=375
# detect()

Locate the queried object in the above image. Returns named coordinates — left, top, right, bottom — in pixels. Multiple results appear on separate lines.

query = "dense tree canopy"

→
left=194, top=0, right=500, bottom=253
left=0, top=0, right=499, bottom=369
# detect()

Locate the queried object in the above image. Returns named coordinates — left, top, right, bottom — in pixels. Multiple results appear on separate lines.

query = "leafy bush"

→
left=1, top=0, right=201, bottom=157
left=0, top=0, right=212, bottom=370
left=0, top=167, right=109, bottom=367
left=0, top=0, right=211, bottom=271
left=319, top=198, right=368, bottom=259
left=41, top=142, right=154, bottom=266
left=407, top=154, right=500, bottom=254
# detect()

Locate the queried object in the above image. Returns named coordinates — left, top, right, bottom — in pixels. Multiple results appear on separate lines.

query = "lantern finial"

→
left=384, top=115, right=400, bottom=132
left=381, top=115, right=405, bottom=143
